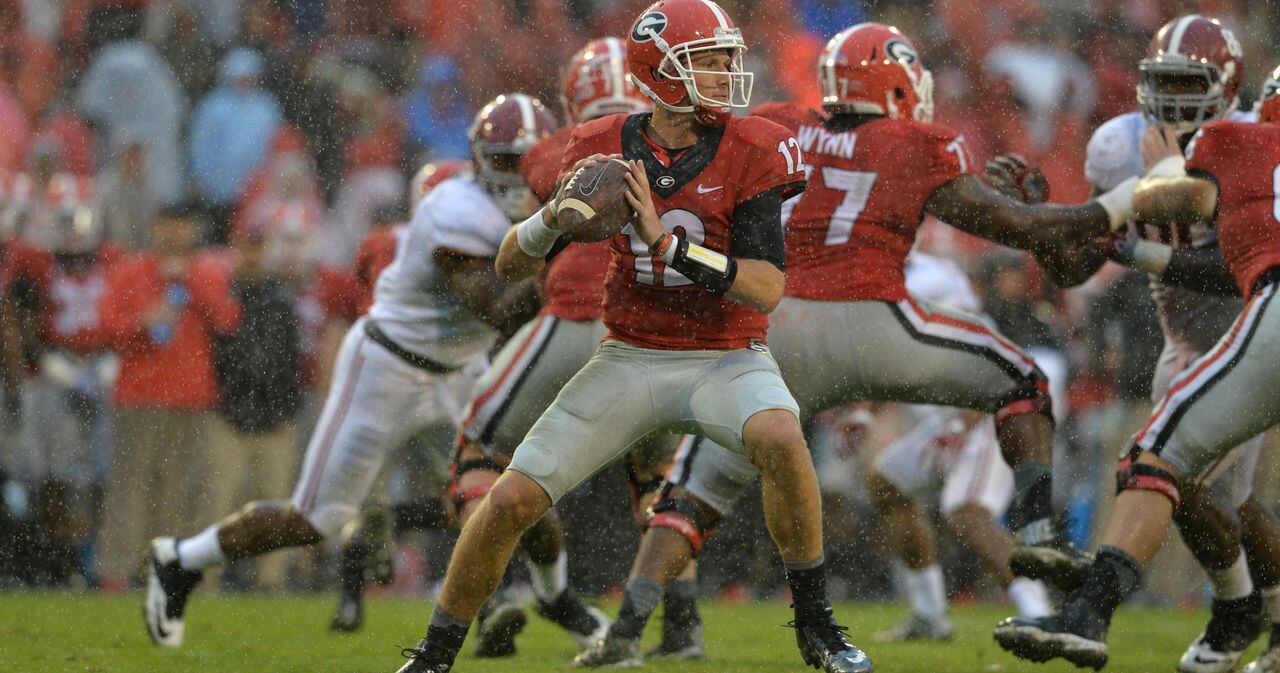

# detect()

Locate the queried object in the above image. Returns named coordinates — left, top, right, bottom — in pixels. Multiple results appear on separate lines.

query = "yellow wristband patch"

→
left=685, top=243, right=730, bottom=275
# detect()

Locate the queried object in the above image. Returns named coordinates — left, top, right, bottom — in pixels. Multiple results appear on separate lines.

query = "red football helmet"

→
left=563, top=37, right=651, bottom=124
left=42, top=173, right=100, bottom=255
left=468, top=93, right=558, bottom=220
left=1137, top=14, right=1244, bottom=134
left=409, top=159, right=472, bottom=205
left=818, top=23, right=933, bottom=122
left=627, top=0, right=753, bottom=127
left=1260, top=65, right=1280, bottom=125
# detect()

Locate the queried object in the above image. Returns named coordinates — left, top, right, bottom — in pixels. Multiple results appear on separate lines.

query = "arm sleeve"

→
left=730, top=184, right=789, bottom=271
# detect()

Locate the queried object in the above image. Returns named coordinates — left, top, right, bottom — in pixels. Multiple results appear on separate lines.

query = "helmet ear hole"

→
left=894, top=87, right=907, bottom=100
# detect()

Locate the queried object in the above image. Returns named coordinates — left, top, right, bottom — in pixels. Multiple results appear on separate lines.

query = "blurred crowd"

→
left=0, top=0, right=1276, bottom=606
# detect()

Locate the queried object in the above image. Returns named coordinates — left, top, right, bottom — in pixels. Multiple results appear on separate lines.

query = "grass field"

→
left=0, top=592, right=1245, bottom=672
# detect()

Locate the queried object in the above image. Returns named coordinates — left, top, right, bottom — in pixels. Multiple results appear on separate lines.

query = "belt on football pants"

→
left=363, top=319, right=461, bottom=375
left=1252, top=266, right=1280, bottom=298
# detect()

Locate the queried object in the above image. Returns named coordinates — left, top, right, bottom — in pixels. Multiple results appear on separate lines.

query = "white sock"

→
left=1263, top=584, right=1280, bottom=624
left=177, top=524, right=226, bottom=571
left=903, top=564, right=947, bottom=620
left=1207, top=549, right=1254, bottom=600
left=1008, top=577, right=1052, bottom=618
left=526, top=551, right=568, bottom=602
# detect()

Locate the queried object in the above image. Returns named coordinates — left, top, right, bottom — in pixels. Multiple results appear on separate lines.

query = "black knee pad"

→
left=1116, top=450, right=1182, bottom=511
left=648, top=491, right=717, bottom=555
left=447, top=457, right=505, bottom=507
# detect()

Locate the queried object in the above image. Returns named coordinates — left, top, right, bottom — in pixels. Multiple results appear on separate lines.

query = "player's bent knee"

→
left=448, top=456, right=505, bottom=509
left=743, top=410, right=808, bottom=470
left=1116, top=450, right=1183, bottom=511
left=298, top=502, right=357, bottom=540
left=648, top=488, right=721, bottom=556
left=482, top=472, right=553, bottom=534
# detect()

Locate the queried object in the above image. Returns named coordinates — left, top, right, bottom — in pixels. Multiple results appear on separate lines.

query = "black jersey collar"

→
left=621, top=113, right=726, bottom=199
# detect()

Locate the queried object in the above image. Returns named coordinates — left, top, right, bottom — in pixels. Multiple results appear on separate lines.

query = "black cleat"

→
left=473, top=596, right=527, bottom=658
left=647, top=618, right=705, bottom=660
left=143, top=537, right=202, bottom=648
left=395, top=626, right=466, bottom=673
left=994, top=599, right=1110, bottom=670
left=789, top=607, right=874, bottom=673
left=1178, top=592, right=1264, bottom=673
left=330, top=592, right=364, bottom=633
left=537, top=590, right=610, bottom=648
left=1009, top=518, right=1093, bottom=592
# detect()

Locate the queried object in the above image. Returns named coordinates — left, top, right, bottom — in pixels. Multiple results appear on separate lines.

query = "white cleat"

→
left=1178, top=632, right=1247, bottom=673
left=143, top=537, right=202, bottom=648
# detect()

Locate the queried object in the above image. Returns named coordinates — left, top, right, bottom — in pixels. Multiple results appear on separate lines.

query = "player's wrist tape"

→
left=516, top=207, right=560, bottom=257
left=1094, top=176, right=1139, bottom=232
left=666, top=237, right=738, bottom=295
left=1129, top=239, right=1172, bottom=276
left=1146, top=155, right=1187, bottom=178
left=650, top=232, right=675, bottom=259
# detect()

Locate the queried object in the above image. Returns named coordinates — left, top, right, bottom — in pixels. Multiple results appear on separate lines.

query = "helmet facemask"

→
left=474, top=151, right=539, bottom=221
left=1138, top=58, right=1237, bottom=135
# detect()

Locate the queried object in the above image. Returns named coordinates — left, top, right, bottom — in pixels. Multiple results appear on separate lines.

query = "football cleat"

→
left=571, top=632, right=643, bottom=668
left=536, top=590, right=611, bottom=649
left=396, top=627, right=466, bottom=673
left=1178, top=592, right=1264, bottom=673
left=646, top=619, right=705, bottom=660
left=1243, top=625, right=1280, bottom=673
left=790, top=607, right=874, bottom=673
left=330, top=593, right=363, bottom=633
left=473, top=596, right=527, bottom=658
left=994, top=600, right=1110, bottom=670
left=143, top=537, right=203, bottom=648
left=1009, top=519, right=1093, bottom=593
left=871, top=614, right=954, bottom=643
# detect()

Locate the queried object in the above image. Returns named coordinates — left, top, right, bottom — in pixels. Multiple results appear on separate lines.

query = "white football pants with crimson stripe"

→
left=1134, top=282, right=1280, bottom=482
left=668, top=295, right=1050, bottom=515
left=290, top=318, right=481, bottom=536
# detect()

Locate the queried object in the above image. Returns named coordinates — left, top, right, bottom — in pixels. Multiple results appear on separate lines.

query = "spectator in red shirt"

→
left=96, top=204, right=242, bottom=585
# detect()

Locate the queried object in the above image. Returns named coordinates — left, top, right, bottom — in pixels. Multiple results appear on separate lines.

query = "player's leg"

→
left=685, top=347, right=870, bottom=673
left=575, top=434, right=753, bottom=667
left=452, top=316, right=610, bottom=654
left=1240, top=497, right=1280, bottom=673
left=995, top=283, right=1280, bottom=669
left=397, top=341, right=662, bottom=673
left=937, top=420, right=1052, bottom=620
left=771, top=297, right=1062, bottom=573
left=144, top=323, right=423, bottom=647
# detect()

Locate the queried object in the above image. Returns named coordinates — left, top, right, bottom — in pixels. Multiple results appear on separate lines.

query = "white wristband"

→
left=1093, top=176, right=1139, bottom=232
left=516, top=207, right=560, bottom=257
left=659, top=235, right=679, bottom=264
left=1130, top=239, right=1173, bottom=276
left=1146, top=154, right=1187, bottom=178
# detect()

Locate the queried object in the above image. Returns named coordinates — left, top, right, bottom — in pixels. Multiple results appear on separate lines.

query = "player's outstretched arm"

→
left=436, top=249, right=541, bottom=337
left=925, top=174, right=1113, bottom=253
left=495, top=207, right=556, bottom=282
left=1132, top=174, right=1218, bottom=225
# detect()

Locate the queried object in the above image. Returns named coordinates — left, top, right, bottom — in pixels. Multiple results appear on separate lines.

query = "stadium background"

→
left=0, top=0, right=1278, bottom=621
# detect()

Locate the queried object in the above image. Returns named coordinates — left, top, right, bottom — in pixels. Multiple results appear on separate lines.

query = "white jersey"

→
left=367, top=177, right=511, bottom=367
left=1085, top=110, right=1251, bottom=352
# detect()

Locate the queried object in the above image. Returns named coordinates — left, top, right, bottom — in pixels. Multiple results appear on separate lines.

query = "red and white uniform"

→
left=1087, top=111, right=1262, bottom=504
left=289, top=176, right=504, bottom=536
left=1132, top=120, right=1280, bottom=481
left=562, top=113, right=805, bottom=349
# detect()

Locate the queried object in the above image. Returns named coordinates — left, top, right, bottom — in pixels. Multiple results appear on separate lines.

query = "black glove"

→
left=983, top=154, right=1050, bottom=204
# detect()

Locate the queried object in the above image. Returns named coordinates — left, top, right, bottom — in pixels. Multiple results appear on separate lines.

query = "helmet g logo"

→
left=632, top=12, right=668, bottom=42
left=885, top=39, right=917, bottom=65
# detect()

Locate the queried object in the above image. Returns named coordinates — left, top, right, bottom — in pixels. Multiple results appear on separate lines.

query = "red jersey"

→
left=1187, top=121, right=1280, bottom=296
left=785, top=117, right=974, bottom=302
left=2, top=242, right=123, bottom=354
left=353, top=226, right=399, bottom=314
left=560, top=113, right=805, bottom=350
left=523, top=124, right=611, bottom=321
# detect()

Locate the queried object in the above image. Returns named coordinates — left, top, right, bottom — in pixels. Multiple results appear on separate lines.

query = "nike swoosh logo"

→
left=581, top=165, right=606, bottom=195
left=697, top=184, right=723, bottom=194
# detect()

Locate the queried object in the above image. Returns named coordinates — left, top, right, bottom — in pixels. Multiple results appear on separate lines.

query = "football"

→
left=555, top=158, right=634, bottom=242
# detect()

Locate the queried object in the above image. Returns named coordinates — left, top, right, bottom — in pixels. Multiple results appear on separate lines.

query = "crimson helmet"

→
left=1260, top=65, right=1280, bottom=125
left=409, top=159, right=472, bottom=205
left=627, top=0, right=752, bottom=127
left=1137, top=14, right=1244, bottom=134
left=818, top=23, right=933, bottom=122
left=563, top=37, right=651, bottom=124
left=43, top=173, right=101, bottom=255
left=468, top=93, right=558, bottom=220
